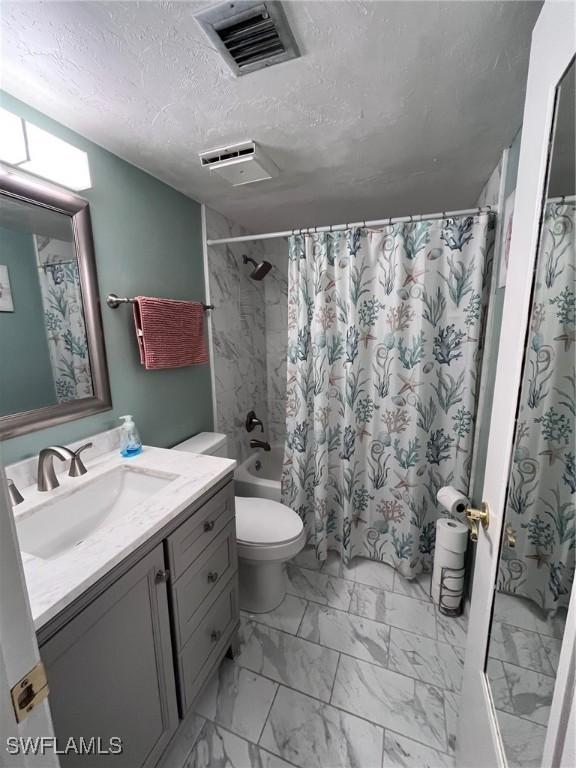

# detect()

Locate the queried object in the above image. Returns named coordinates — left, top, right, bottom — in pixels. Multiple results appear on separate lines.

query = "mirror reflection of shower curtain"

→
left=281, top=213, right=495, bottom=576
left=34, top=235, right=93, bottom=403
left=498, top=200, right=575, bottom=612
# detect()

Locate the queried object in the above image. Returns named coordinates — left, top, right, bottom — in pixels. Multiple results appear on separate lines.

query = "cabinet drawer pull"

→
left=204, top=520, right=215, bottom=532
left=155, top=569, right=170, bottom=584
left=210, top=629, right=222, bottom=643
left=207, top=571, right=219, bottom=584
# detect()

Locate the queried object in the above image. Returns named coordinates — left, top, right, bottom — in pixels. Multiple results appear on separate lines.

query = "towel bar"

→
left=106, top=293, right=214, bottom=310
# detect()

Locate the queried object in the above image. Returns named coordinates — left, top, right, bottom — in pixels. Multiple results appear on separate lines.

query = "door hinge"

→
left=10, top=662, right=49, bottom=723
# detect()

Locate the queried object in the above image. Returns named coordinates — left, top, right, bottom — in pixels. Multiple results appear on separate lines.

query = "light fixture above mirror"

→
left=0, top=108, right=91, bottom=192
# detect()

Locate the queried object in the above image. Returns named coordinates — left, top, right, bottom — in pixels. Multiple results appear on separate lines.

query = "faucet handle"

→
left=7, top=478, right=24, bottom=506
left=69, top=442, right=93, bottom=477
left=246, top=410, right=264, bottom=433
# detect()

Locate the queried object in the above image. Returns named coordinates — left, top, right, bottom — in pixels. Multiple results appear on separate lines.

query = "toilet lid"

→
left=235, top=497, right=304, bottom=546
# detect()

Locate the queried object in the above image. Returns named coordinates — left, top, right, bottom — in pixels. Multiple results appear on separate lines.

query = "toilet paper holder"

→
left=465, top=502, right=490, bottom=542
left=436, top=565, right=466, bottom=616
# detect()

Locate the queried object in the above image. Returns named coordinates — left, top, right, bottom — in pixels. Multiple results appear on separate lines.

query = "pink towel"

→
left=133, top=296, right=209, bottom=370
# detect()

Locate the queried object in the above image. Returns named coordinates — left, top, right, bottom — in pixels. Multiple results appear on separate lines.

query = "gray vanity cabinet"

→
left=41, top=544, right=178, bottom=768
left=38, top=479, right=239, bottom=768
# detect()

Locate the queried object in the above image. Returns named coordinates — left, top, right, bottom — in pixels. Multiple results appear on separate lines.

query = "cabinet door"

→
left=41, top=544, right=178, bottom=768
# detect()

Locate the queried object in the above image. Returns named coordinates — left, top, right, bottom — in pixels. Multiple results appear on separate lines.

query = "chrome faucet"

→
left=246, top=410, right=264, bottom=433
left=250, top=439, right=271, bottom=452
left=37, top=447, right=76, bottom=492
left=37, top=442, right=93, bottom=492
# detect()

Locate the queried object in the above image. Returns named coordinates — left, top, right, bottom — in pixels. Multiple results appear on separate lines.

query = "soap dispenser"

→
left=119, top=415, right=143, bottom=457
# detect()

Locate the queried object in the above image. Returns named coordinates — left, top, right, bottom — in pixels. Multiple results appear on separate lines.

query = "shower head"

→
left=242, top=254, right=272, bottom=280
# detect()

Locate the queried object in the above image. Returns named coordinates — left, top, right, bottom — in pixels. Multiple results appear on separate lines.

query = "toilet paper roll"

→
left=436, top=518, right=469, bottom=554
left=431, top=518, right=469, bottom=607
left=437, top=485, right=469, bottom=517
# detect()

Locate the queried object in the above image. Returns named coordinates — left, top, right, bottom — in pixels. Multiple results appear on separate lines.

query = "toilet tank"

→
left=172, top=432, right=228, bottom=458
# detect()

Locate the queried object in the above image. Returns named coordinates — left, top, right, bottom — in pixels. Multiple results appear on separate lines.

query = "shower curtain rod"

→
left=548, top=194, right=576, bottom=203
left=206, top=204, right=496, bottom=245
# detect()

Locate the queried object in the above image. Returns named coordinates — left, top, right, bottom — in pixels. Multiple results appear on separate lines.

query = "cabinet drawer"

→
left=171, top=521, right=237, bottom=649
left=166, top=483, right=234, bottom=581
left=178, top=574, right=238, bottom=714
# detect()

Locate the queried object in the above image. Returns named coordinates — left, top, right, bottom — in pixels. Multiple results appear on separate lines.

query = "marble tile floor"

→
left=486, top=593, right=565, bottom=768
left=159, top=552, right=564, bottom=768
left=160, top=551, right=464, bottom=768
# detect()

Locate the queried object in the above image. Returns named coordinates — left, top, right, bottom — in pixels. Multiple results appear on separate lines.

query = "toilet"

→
left=172, top=432, right=305, bottom=613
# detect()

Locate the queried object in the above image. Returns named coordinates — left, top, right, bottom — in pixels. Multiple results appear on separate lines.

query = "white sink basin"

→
left=16, top=466, right=173, bottom=560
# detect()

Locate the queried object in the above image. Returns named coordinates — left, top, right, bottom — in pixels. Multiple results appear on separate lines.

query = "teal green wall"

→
left=0, top=226, right=56, bottom=415
left=0, top=91, right=213, bottom=464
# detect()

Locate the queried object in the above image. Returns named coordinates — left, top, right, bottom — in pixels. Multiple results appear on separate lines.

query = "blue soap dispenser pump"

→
left=119, top=414, right=143, bottom=457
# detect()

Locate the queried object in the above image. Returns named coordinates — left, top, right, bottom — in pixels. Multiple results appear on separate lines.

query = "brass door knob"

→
left=466, top=502, right=490, bottom=542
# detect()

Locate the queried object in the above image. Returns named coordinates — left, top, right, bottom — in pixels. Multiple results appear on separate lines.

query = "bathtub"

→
left=234, top=444, right=283, bottom=502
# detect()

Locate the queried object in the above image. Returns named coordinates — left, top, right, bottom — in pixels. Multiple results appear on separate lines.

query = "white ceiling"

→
left=1, top=1, right=542, bottom=233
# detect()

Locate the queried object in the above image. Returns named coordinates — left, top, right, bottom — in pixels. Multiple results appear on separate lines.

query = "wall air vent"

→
left=199, top=140, right=279, bottom=186
left=194, top=1, right=300, bottom=77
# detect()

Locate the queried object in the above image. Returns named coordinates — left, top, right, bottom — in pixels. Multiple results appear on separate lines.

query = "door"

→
left=0, top=459, right=59, bottom=768
left=40, top=544, right=178, bottom=768
left=458, top=3, right=575, bottom=767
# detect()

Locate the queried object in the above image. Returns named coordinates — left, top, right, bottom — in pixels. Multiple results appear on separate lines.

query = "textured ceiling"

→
left=0, top=1, right=541, bottom=233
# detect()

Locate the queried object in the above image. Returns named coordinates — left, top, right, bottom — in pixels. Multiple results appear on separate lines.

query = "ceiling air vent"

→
left=194, top=1, right=300, bottom=77
left=199, top=140, right=279, bottom=186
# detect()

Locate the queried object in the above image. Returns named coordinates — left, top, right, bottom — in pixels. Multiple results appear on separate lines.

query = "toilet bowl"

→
left=235, top=497, right=305, bottom=612
left=171, top=432, right=306, bottom=613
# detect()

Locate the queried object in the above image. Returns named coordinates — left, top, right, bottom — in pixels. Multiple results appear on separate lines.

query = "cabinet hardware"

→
left=207, top=571, right=219, bottom=583
left=10, top=662, right=49, bottom=723
left=204, top=520, right=215, bottom=532
left=210, top=630, right=222, bottom=643
left=465, top=502, right=490, bottom=542
left=155, top=569, right=170, bottom=584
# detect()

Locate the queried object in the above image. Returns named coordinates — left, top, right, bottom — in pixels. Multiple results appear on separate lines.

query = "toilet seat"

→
left=234, top=497, right=306, bottom=562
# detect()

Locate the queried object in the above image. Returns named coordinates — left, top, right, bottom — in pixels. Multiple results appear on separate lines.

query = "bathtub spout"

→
left=250, top=439, right=271, bottom=452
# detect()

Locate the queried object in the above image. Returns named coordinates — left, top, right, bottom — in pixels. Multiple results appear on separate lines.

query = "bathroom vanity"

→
left=10, top=440, right=238, bottom=768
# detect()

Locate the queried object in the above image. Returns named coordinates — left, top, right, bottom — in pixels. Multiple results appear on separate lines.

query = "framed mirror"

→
left=0, top=164, right=111, bottom=439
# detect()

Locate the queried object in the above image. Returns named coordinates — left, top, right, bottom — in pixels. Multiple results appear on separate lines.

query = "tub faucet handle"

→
left=246, top=410, right=264, bottom=433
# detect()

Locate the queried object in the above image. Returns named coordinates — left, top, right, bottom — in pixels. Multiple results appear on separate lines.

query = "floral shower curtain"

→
left=498, top=201, right=575, bottom=612
left=35, top=236, right=93, bottom=403
left=281, top=213, right=495, bottom=577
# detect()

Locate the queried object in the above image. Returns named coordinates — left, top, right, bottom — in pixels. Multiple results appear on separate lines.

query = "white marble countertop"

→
left=12, top=446, right=236, bottom=630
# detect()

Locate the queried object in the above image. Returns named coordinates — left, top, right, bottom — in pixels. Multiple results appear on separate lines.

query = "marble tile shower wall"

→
left=206, top=208, right=268, bottom=462
left=262, top=241, right=288, bottom=447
